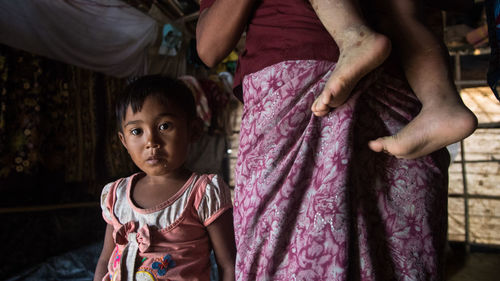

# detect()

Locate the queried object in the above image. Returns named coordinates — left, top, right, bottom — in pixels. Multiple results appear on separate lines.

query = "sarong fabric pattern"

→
left=234, top=60, right=449, bottom=281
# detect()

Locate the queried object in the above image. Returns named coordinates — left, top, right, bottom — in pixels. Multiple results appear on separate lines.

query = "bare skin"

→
left=311, top=25, right=391, bottom=113
left=368, top=98, right=477, bottom=159
left=196, top=0, right=256, bottom=68
left=207, top=210, right=237, bottom=281
left=368, top=0, right=477, bottom=159
left=310, top=0, right=391, bottom=114
left=197, top=0, right=477, bottom=159
left=94, top=225, right=115, bottom=281
left=310, top=0, right=477, bottom=159
left=94, top=96, right=236, bottom=280
left=95, top=213, right=236, bottom=281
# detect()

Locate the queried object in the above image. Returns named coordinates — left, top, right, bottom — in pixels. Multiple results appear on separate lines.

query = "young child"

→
left=310, top=0, right=478, bottom=159
left=93, top=75, right=236, bottom=281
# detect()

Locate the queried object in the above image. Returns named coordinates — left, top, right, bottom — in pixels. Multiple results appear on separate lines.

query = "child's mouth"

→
left=146, top=155, right=162, bottom=165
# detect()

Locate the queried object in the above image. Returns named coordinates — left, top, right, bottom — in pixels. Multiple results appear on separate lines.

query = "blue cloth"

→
left=6, top=242, right=101, bottom=281
left=486, top=0, right=500, bottom=101
left=6, top=242, right=220, bottom=281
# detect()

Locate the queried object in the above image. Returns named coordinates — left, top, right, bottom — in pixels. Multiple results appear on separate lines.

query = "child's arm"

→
left=93, top=224, right=115, bottom=281
left=196, top=0, right=255, bottom=67
left=207, top=210, right=236, bottom=281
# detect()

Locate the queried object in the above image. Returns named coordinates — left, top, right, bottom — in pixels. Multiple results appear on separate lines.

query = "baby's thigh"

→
left=366, top=0, right=424, bottom=37
left=370, top=0, right=421, bottom=19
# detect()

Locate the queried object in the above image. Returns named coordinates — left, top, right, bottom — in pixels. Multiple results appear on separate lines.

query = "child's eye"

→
left=159, top=123, right=171, bottom=131
left=130, top=128, right=142, bottom=136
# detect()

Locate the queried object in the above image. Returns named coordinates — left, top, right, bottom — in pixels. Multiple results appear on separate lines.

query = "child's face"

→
left=118, top=96, right=194, bottom=177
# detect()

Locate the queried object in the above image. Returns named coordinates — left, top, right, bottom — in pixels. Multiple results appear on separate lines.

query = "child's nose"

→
left=146, top=141, right=160, bottom=149
left=145, top=132, right=161, bottom=149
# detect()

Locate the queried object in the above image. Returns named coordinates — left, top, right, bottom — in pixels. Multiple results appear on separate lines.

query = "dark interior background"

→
left=0, top=0, right=492, bottom=279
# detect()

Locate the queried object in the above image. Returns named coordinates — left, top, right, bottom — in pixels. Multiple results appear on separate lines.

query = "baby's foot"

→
left=368, top=102, right=478, bottom=159
left=312, top=26, right=391, bottom=116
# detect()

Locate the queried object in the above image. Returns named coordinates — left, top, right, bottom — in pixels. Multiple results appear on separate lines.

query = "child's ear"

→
left=189, top=117, right=204, bottom=142
left=118, top=131, right=128, bottom=149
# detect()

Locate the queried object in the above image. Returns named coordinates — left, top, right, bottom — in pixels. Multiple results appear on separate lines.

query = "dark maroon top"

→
left=200, top=0, right=340, bottom=101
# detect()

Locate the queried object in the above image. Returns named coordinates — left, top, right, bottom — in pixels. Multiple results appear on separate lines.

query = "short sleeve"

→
left=100, top=182, right=113, bottom=224
left=200, top=0, right=216, bottom=13
left=197, top=175, right=233, bottom=226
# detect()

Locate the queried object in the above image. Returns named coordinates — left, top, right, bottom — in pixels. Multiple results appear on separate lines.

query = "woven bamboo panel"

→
left=448, top=87, right=500, bottom=246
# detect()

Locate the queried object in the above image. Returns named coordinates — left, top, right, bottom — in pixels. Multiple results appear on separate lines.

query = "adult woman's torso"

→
left=200, top=0, right=340, bottom=100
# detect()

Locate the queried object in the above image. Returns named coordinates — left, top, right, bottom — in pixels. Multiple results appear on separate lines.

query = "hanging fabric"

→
left=0, top=0, right=158, bottom=78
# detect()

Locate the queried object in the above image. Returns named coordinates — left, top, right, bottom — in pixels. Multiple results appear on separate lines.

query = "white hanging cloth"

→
left=0, top=0, right=158, bottom=78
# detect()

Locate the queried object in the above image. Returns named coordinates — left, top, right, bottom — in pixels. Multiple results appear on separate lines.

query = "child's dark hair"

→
left=115, top=75, right=197, bottom=131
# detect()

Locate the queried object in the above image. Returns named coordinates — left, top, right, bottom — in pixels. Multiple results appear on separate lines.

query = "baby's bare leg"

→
left=368, top=0, right=477, bottom=159
left=309, top=0, right=391, bottom=116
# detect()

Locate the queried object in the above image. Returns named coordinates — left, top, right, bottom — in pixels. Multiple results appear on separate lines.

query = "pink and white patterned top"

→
left=100, top=172, right=232, bottom=281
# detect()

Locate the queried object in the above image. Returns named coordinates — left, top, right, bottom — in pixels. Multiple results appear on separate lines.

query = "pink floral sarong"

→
left=234, top=60, right=449, bottom=281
